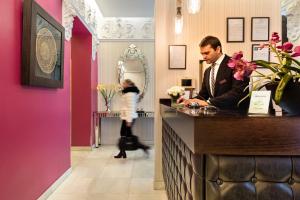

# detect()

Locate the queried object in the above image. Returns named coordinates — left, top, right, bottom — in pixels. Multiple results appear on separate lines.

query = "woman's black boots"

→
left=114, top=150, right=127, bottom=158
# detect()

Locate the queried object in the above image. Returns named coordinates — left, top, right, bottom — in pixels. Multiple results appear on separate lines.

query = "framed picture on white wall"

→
left=227, top=17, right=245, bottom=42
left=169, top=45, right=186, bottom=69
left=252, top=44, right=270, bottom=63
left=251, top=17, right=270, bottom=41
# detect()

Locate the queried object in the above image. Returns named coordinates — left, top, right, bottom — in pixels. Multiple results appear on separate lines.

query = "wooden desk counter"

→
left=160, top=100, right=300, bottom=200
left=160, top=102, right=300, bottom=155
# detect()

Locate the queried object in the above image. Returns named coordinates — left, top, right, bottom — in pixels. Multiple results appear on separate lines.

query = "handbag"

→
left=118, top=135, right=139, bottom=151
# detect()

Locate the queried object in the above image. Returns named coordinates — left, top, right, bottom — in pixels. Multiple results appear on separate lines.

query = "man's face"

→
left=200, top=44, right=221, bottom=64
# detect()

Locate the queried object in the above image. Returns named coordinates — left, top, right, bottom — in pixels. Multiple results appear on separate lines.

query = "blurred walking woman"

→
left=114, top=79, right=149, bottom=158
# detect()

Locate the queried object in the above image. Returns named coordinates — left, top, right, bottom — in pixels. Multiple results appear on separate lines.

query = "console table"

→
left=160, top=99, right=300, bottom=200
left=93, top=111, right=154, bottom=147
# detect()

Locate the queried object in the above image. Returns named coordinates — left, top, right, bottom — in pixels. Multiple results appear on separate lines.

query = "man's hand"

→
left=176, top=96, right=186, bottom=103
left=184, top=99, right=209, bottom=107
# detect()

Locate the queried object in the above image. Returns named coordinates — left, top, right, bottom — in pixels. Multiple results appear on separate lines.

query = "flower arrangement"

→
left=167, top=86, right=185, bottom=99
left=97, top=83, right=120, bottom=111
left=228, top=32, right=300, bottom=105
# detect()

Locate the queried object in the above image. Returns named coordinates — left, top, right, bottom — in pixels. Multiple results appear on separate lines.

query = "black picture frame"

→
left=252, top=44, right=270, bottom=64
left=168, top=45, right=187, bottom=70
left=22, top=0, right=65, bottom=88
left=226, top=17, right=245, bottom=43
left=251, top=17, right=270, bottom=41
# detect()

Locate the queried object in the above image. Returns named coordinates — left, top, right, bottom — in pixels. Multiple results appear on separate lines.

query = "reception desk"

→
left=160, top=100, right=300, bottom=200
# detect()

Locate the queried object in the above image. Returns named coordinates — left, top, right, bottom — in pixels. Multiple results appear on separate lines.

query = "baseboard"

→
left=154, top=180, right=165, bottom=190
left=99, top=141, right=154, bottom=146
left=37, top=168, right=72, bottom=200
left=71, top=146, right=92, bottom=151
left=143, top=140, right=154, bottom=145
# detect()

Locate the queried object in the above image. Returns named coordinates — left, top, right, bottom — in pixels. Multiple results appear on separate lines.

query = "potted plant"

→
left=97, top=83, right=120, bottom=112
left=228, top=32, right=300, bottom=114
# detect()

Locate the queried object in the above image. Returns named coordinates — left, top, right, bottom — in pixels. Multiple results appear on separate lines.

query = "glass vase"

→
left=105, top=99, right=111, bottom=112
left=170, top=96, right=180, bottom=107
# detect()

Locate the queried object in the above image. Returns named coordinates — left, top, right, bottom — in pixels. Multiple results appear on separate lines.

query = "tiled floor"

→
left=47, top=145, right=167, bottom=200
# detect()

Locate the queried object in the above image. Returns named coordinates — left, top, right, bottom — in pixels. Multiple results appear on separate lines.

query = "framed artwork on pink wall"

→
left=22, top=0, right=65, bottom=88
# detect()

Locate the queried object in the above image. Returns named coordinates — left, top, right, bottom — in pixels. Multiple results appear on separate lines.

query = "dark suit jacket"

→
left=195, top=55, right=249, bottom=109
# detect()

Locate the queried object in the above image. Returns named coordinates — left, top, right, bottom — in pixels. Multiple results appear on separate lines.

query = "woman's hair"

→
left=123, top=79, right=136, bottom=87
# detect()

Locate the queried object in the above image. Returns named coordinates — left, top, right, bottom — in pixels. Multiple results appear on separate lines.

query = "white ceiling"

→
left=95, top=0, right=154, bottom=17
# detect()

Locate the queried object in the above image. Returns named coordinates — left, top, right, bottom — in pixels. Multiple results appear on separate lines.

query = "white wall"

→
left=154, top=0, right=281, bottom=189
left=97, top=41, right=155, bottom=144
left=98, top=41, right=154, bottom=111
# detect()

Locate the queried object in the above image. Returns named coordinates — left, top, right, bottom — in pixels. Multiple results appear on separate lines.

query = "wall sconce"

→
left=187, top=0, right=201, bottom=14
left=175, top=6, right=183, bottom=34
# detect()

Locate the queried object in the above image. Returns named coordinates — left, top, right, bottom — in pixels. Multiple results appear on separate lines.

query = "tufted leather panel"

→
left=162, top=119, right=300, bottom=200
left=162, top=120, right=205, bottom=200
left=206, top=155, right=300, bottom=200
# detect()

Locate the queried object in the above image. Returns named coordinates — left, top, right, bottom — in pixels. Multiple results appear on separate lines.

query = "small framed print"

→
left=252, top=44, right=270, bottom=63
left=169, top=45, right=187, bottom=69
left=248, top=90, right=271, bottom=114
left=22, top=0, right=65, bottom=88
left=184, top=88, right=194, bottom=99
left=251, top=17, right=270, bottom=41
left=227, top=17, right=245, bottom=42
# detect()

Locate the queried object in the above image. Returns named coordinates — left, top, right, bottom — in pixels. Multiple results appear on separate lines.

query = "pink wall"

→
left=0, top=0, right=71, bottom=200
left=71, top=17, right=98, bottom=146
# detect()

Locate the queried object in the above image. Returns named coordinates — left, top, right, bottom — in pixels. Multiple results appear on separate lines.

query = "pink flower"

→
left=245, top=62, right=257, bottom=76
left=270, top=32, right=281, bottom=44
left=292, top=46, right=300, bottom=57
left=232, top=51, right=243, bottom=60
left=227, top=59, right=237, bottom=69
left=233, top=71, right=245, bottom=81
left=227, top=52, right=256, bottom=81
left=277, top=42, right=293, bottom=53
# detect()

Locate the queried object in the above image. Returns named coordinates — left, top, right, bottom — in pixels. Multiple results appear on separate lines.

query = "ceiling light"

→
left=187, top=0, right=201, bottom=14
left=175, top=2, right=183, bottom=34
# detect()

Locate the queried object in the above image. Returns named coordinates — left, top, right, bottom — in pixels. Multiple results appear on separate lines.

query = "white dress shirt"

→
left=209, top=54, right=225, bottom=96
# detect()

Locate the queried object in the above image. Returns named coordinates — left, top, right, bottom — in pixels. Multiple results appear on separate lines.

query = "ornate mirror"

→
left=118, top=44, right=148, bottom=100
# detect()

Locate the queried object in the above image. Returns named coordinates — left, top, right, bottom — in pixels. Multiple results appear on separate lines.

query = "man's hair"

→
left=199, top=36, right=222, bottom=51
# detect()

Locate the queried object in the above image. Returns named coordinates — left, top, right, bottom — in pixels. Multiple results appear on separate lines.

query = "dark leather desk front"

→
left=160, top=100, right=300, bottom=200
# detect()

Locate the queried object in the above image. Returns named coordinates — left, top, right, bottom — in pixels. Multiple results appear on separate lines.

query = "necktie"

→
left=210, top=63, right=216, bottom=96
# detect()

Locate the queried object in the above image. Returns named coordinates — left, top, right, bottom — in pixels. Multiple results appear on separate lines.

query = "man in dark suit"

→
left=181, top=36, right=249, bottom=109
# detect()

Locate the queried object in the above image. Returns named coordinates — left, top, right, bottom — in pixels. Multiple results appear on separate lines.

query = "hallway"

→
left=47, top=146, right=167, bottom=200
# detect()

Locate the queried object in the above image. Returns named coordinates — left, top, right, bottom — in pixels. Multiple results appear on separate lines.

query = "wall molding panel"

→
left=281, top=0, right=300, bottom=42
left=99, top=18, right=154, bottom=40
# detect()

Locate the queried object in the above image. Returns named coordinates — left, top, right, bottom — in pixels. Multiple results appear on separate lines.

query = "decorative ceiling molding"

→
left=62, top=0, right=101, bottom=60
left=62, top=0, right=77, bottom=41
left=281, top=0, right=300, bottom=42
left=99, top=18, right=154, bottom=40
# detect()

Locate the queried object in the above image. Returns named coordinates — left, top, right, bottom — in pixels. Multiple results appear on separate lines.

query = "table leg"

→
left=95, top=125, right=99, bottom=148
left=94, top=114, right=101, bottom=148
